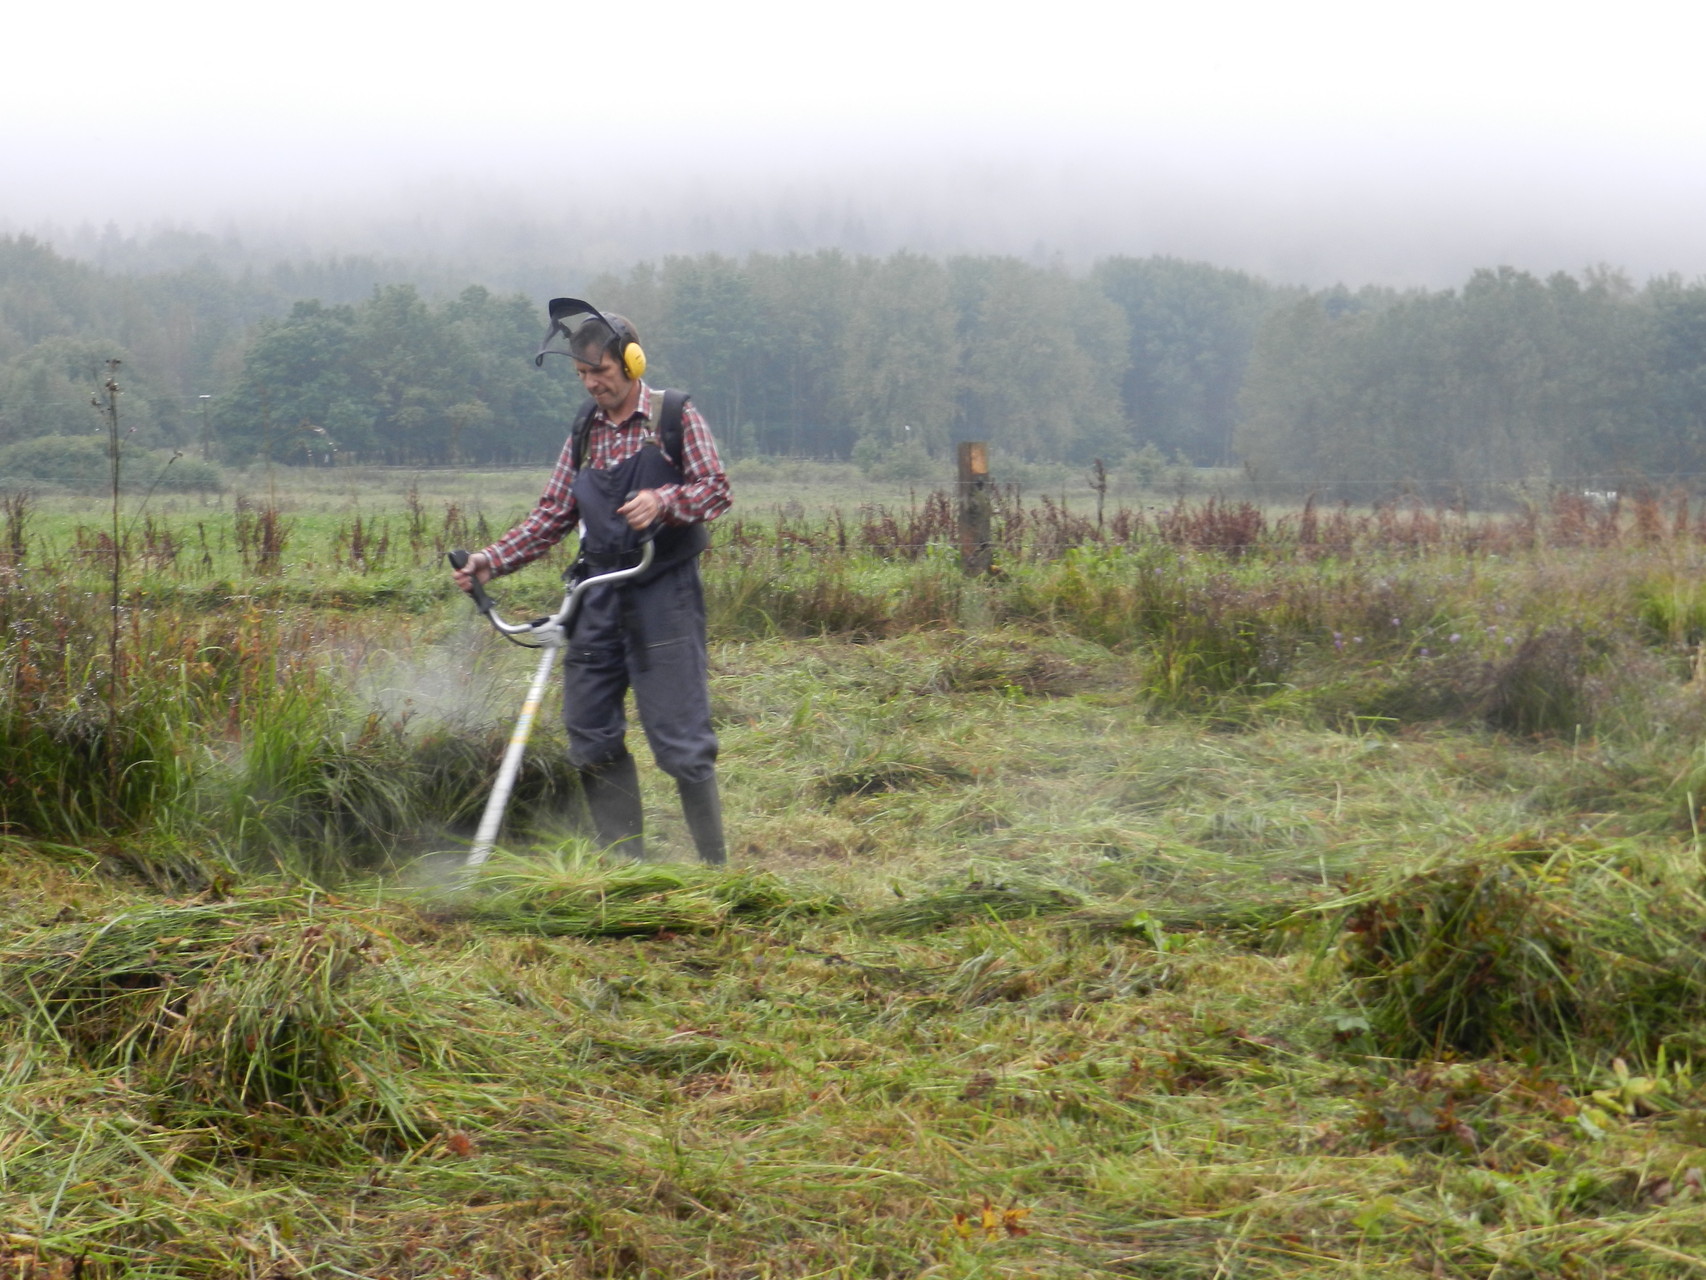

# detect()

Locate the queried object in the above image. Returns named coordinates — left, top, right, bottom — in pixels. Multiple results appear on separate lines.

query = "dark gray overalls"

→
left=564, top=425, right=723, bottom=862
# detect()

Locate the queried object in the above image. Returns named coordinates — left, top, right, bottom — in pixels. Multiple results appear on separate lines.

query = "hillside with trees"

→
left=4, top=231, right=1706, bottom=494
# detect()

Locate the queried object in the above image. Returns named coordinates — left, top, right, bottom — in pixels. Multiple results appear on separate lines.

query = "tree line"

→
left=1236, top=267, right=1706, bottom=495
left=4, top=231, right=1706, bottom=493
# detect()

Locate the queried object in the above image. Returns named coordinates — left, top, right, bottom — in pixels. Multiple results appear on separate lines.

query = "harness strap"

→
left=572, top=388, right=688, bottom=471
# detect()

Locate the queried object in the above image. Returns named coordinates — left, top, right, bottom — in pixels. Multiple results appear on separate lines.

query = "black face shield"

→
left=535, top=297, right=626, bottom=369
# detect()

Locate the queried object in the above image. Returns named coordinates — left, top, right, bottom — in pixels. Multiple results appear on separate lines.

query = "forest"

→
left=3, top=229, right=1706, bottom=497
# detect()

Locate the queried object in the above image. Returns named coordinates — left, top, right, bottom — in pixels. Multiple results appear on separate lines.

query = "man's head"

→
left=573, top=311, right=644, bottom=418
left=569, top=311, right=643, bottom=376
left=536, top=298, right=647, bottom=419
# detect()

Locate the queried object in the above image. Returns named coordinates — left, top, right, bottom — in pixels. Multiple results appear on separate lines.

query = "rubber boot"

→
left=676, top=775, right=727, bottom=866
left=579, top=750, right=645, bottom=858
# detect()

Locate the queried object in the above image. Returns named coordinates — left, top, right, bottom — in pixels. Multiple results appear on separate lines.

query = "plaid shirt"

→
left=481, top=383, right=731, bottom=577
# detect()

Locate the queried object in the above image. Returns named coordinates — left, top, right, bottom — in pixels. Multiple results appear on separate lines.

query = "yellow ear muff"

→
left=622, top=342, right=647, bottom=381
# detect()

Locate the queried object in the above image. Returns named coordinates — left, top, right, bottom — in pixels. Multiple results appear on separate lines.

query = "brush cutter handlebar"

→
left=447, top=539, right=656, bottom=646
left=446, top=549, right=496, bottom=617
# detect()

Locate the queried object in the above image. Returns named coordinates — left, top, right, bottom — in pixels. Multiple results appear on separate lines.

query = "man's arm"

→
left=473, top=433, right=582, bottom=578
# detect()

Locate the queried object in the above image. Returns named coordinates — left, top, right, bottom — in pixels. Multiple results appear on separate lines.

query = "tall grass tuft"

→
left=1, top=486, right=29, bottom=568
left=1001, top=547, right=1308, bottom=707
left=233, top=497, right=292, bottom=574
left=0, top=582, right=198, bottom=839
left=410, top=724, right=584, bottom=836
left=1481, top=625, right=1608, bottom=736
left=1334, top=623, right=1623, bottom=737
left=1335, top=840, right=1706, bottom=1065
left=228, top=700, right=421, bottom=875
left=0, top=579, right=531, bottom=875
left=1635, top=573, right=1706, bottom=651
left=707, top=547, right=963, bottom=639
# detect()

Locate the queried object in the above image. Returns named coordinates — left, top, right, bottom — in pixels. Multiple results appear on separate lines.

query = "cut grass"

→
left=432, top=843, right=843, bottom=937
left=9, top=852, right=1706, bottom=1276
left=0, top=890, right=512, bottom=1164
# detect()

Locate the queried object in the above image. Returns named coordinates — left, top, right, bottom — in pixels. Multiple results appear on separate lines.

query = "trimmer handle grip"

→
left=447, top=549, right=494, bottom=615
left=625, top=491, right=661, bottom=543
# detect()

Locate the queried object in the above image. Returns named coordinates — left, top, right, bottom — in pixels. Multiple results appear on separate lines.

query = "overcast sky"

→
left=5, top=0, right=1705, bottom=287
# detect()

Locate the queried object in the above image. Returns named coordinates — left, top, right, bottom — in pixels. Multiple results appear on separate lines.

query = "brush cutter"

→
left=447, top=538, right=654, bottom=867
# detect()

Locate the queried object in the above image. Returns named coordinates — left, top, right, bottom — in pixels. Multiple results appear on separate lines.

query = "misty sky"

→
left=5, top=0, right=1705, bottom=287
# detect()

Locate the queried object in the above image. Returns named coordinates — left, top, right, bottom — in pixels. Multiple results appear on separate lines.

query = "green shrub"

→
left=726, top=454, right=780, bottom=485
left=0, top=435, right=222, bottom=492
left=852, top=437, right=942, bottom=484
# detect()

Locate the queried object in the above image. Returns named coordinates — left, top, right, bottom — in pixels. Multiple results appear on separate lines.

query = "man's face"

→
left=574, top=348, right=633, bottom=415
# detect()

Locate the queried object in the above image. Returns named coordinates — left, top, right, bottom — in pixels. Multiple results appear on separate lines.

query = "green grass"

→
left=8, top=475, right=1706, bottom=1275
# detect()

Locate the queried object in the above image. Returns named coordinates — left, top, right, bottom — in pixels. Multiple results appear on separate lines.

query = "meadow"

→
left=6, top=464, right=1706, bottom=1278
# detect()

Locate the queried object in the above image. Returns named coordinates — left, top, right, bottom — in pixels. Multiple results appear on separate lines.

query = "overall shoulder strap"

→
left=656, top=389, right=689, bottom=462
left=569, top=398, right=598, bottom=471
left=572, top=390, right=689, bottom=470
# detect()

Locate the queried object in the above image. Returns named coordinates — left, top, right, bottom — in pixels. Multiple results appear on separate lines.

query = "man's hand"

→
left=452, top=551, right=494, bottom=593
left=618, top=489, right=663, bottom=530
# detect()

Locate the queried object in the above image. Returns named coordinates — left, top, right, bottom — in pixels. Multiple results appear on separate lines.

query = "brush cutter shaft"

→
left=447, top=539, right=655, bottom=866
left=465, top=642, right=557, bottom=866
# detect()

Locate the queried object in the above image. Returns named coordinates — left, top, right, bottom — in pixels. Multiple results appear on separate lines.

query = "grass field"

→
left=5, top=470, right=1706, bottom=1277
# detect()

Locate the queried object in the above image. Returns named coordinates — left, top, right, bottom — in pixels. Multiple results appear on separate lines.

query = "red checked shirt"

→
left=480, top=383, right=732, bottom=577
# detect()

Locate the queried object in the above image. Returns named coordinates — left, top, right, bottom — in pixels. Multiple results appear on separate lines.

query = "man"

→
left=451, top=298, right=732, bottom=863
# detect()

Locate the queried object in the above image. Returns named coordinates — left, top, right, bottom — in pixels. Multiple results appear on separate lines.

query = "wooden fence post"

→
left=957, top=441, right=992, bottom=576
